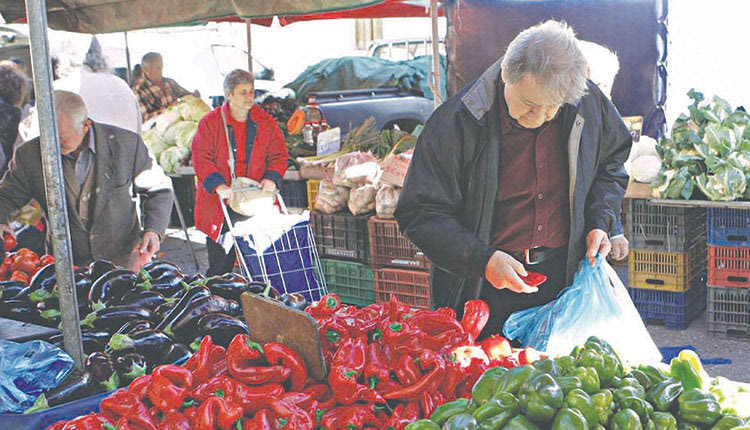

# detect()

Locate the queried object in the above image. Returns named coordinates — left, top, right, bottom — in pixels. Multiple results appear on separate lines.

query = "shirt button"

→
left=538, top=193, right=544, bottom=200
left=537, top=225, right=543, bottom=231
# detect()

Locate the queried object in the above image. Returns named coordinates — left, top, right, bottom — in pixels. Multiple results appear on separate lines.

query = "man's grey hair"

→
left=55, top=90, right=88, bottom=133
left=223, top=69, right=254, bottom=97
left=141, top=52, right=162, bottom=68
left=501, top=20, right=589, bottom=104
left=83, top=36, right=108, bottom=73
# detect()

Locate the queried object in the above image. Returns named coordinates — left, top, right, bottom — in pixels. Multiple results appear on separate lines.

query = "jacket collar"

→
left=91, top=121, right=115, bottom=227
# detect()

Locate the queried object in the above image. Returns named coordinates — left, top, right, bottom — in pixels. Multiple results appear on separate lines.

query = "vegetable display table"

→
left=0, top=316, right=58, bottom=342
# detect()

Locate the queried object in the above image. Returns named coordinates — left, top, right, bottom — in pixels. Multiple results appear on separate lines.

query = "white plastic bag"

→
left=314, top=178, right=349, bottom=214
left=376, top=184, right=401, bottom=219
left=504, top=257, right=662, bottom=366
left=348, top=183, right=377, bottom=215
left=333, top=152, right=378, bottom=186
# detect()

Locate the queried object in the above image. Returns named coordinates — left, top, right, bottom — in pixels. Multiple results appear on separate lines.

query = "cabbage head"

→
left=175, top=96, right=211, bottom=122
left=159, top=146, right=190, bottom=174
left=164, top=121, right=199, bottom=148
left=142, top=127, right=170, bottom=157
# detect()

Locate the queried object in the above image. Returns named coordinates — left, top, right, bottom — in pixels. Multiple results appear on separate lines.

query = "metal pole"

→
left=124, top=31, right=132, bottom=85
left=245, top=19, right=254, bottom=76
left=171, top=189, right=200, bottom=272
left=430, top=0, right=443, bottom=108
left=25, top=0, right=85, bottom=369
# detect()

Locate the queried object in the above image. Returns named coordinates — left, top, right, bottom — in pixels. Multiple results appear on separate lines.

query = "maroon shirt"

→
left=490, top=82, right=570, bottom=252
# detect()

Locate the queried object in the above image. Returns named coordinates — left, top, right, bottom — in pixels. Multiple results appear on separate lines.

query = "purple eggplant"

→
left=155, top=286, right=211, bottom=334
left=88, top=259, right=117, bottom=283
left=108, top=329, right=173, bottom=364
left=24, top=370, right=95, bottom=413
left=280, top=293, right=309, bottom=311
left=154, top=301, right=177, bottom=322
left=89, top=305, right=154, bottom=333
left=49, top=331, right=109, bottom=354
left=164, top=343, right=192, bottom=365
left=114, top=319, right=153, bottom=335
left=196, top=312, right=249, bottom=348
left=184, top=273, right=207, bottom=286
left=206, top=274, right=251, bottom=301
left=85, top=352, right=119, bottom=391
left=87, top=269, right=137, bottom=308
left=117, top=290, right=167, bottom=310
left=171, top=295, right=240, bottom=341
left=141, top=260, right=181, bottom=278
left=0, top=280, right=26, bottom=301
left=113, top=352, right=148, bottom=385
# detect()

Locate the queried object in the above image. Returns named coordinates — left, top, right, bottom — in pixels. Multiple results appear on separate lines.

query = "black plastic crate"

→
left=310, top=211, right=371, bottom=264
left=707, top=285, right=750, bottom=341
left=280, top=179, right=308, bottom=209
left=628, top=276, right=706, bottom=330
left=707, top=207, right=750, bottom=248
left=626, top=199, right=706, bottom=251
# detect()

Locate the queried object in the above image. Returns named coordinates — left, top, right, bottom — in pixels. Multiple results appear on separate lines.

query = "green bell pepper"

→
left=651, top=412, right=677, bottom=430
left=582, top=337, right=624, bottom=385
left=564, top=388, right=597, bottom=429
left=711, top=415, right=746, bottom=430
left=619, top=396, right=654, bottom=426
left=430, top=398, right=471, bottom=426
left=593, top=426, right=606, bottom=430
left=404, top=419, right=440, bottom=430
left=646, top=378, right=683, bottom=412
left=478, top=411, right=519, bottom=430
left=484, top=366, right=510, bottom=378
left=573, top=367, right=601, bottom=394
left=473, top=373, right=505, bottom=406
left=551, top=407, right=588, bottom=430
left=534, top=358, right=560, bottom=376
left=615, top=385, right=646, bottom=403
left=627, top=369, right=654, bottom=391
left=443, top=413, right=478, bottom=430
left=556, top=375, right=583, bottom=396
left=555, top=355, right=577, bottom=376
left=518, top=373, right=564, bottom=423
left=677, top=388, right=722, bottom=426
left=637, top=364, right=668, bottom=385
left=678, top=423, right=702, bottom=430
left=611, top=408, right=643, bottom=430
left=670, top=350, right=707, bottom=392
left=497, top=365, right=542, bottom=396
left=591, top=389, right=615, bottom=426
left=583, top=336, right=618, bottom=357
left=473, top=393, right=519, bottom=423
left=502, top=415, right=541, bottom=430
left=644, top=419, right=655, bottom=430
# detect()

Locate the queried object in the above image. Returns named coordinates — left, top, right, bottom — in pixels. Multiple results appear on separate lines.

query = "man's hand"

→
left=260, top=179, right=277, bottom=193
left=0, top=223, right=15, bottom=238
left=609, top=235, right=629, bottom=261
left=139, top=231, right=160, bottom=257
left=485, top=250, right=538, bottom=294
left=586, top=229, right=612, bottom=266
left=216, top=184, right=232, bottom=200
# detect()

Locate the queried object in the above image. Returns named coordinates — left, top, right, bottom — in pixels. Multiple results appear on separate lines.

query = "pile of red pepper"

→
left=44, top=294, right=525, bottom=430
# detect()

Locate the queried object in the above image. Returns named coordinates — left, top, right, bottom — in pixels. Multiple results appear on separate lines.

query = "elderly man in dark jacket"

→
left=0, top=90, right=173, bottom=268
left=394, top=21, right=631, bottom=338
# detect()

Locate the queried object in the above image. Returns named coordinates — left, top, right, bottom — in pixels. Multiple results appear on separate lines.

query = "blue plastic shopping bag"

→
left=0, top=339, right=74, bottom=413
left=503, top=257, right=661, bottom=365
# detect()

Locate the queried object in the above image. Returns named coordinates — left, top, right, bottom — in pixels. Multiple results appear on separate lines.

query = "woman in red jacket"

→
left=191, top=69, right=288, bottom=276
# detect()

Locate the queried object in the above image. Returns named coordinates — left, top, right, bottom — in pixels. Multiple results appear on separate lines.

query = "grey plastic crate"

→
left=707, top=285, right=750, bottom=341
left=626, top=199, right=706, bottom=252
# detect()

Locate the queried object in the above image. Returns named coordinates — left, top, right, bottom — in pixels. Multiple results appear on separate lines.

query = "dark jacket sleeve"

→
left=584, top=92, right=632, bottom=234
left=0, top=143, right=35, bottom=224
left=395, top=104, right=496, bottom=279
left=130, top=130, right=173, bottom=236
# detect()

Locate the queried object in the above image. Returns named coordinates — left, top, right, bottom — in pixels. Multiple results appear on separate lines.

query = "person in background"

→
left=133, top=52, right=198, bottom=121
left=579, top=40, right=629, bottom=261
left=395, top=21, right=631, bottom=338
left=0, top=91, right=173, bottom=268
left=0, top=61, right=27, bottom=174
left=55, top=36, right=142, bottom=134
left=191, top=69, right=288, bottom=276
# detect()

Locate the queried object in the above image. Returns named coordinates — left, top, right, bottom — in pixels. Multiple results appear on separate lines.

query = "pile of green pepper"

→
left=404, top=336, right=749, bottom=430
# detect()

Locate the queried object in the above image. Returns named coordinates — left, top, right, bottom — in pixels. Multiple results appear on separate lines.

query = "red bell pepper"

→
left=384, top=402, right=420, bottom=430
left=185, top=336, right=228, bottom=385
left=364, top=342, right=391, bottom=388
left=270, top=398, right=315, bottom=430
left=161, top=411, right=191, bottom=430
left=442, top=360, right=472, bottom=401
left=99, top=389, right=158, bottom=430
left=194, top=396, right=243, bottom=430
left=49, top=413, right=111, bottom=430
left=420, top=390, right=437, bottom=420
left=191, top=375, right=285, bottom=414
left=479, top=334, right=513, bottom=361
left=393, top=353, right=421, bottom=386
left=243, top=409, right=277, bottom=430
left=320, top=317, right=350, bottom=347
left=227, top=334, right=291, bottom=386
left=320, top=404, right=381, bottom=430
left=436, top=307, right=457, bottom=320
left=331, top=336, right=367, bottom=371
left=407, top=309, right=465, bottom=335
left=520, top=271, right=547, bottom=287
left=388, top=294, right=412, bottom=322
left=127, top=375, right=151, bottom=400
left=380, top=320, right=418, bottom=348
left=304, top=383, right=332, bottom=403
left=461, top=299, right=490, bottom=342
left=305, top=293, right=341, bottom=317
left=384, top=349, right=446, bottom=401
left=147, top=374, right=189, bottom=414
left=264, top=341, right=308, bottom=391
left=44, top=421, right=67, bottom=430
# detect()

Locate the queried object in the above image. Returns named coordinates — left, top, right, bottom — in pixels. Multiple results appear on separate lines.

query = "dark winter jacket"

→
left=394, top=58, right=632, bottom=312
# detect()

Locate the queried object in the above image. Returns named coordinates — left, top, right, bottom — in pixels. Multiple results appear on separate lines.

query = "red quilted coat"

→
left=191, top=103, right=288, bottom=242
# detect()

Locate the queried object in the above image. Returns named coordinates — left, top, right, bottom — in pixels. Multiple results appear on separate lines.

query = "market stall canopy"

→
left=0, top=0, right=409, bottom=33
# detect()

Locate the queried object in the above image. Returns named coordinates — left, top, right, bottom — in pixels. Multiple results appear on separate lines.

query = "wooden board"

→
left=240, top=292, right=327, bottom=381
left=624, top=181, right=652, bottom=199
left=299, top=164, right=334, bottom=180
left=0, top=317, right=59, bottom=342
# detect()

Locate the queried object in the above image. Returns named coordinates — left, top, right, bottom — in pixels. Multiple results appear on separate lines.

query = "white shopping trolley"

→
left=219, top=195, right=328, bottom=303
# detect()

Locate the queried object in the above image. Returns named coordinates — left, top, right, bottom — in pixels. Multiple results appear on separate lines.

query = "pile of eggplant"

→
left=0, top=259, right=311, bottom=413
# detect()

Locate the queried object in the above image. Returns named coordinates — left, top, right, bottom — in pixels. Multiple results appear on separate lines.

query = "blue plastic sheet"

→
left=0, top=390, right=112, bottom=429
left=0, top=339, right=74, bottom=413
left=503, top=257, right=662, bottom=365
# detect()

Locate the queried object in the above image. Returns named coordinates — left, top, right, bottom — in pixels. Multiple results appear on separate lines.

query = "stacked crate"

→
left=706, top=208, right=750, bottom=340
left=311, top=210, right=375, bottom=306
left=368, top=217, right=432, bottom=309
left=626, top=199, right=707, bottom=329
left=279, top=179, right=308, bottom=209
